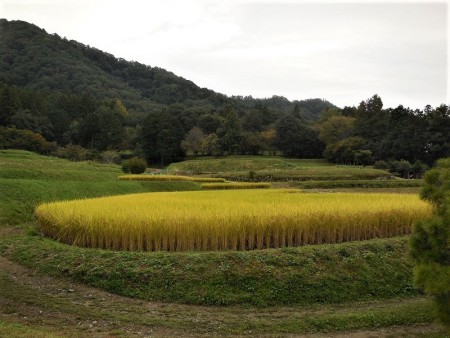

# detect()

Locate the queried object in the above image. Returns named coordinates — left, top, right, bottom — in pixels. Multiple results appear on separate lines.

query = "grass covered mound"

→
left=0, top=234, right=421, bottom=306
left=168, top=156, right=392, bottom=181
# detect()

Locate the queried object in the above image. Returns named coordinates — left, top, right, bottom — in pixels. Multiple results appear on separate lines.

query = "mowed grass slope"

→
left=0, top=150, right=200, bottom=226
left=168, top=156, right=394, bottom=181
left=0, top=234, right=425, bottom=306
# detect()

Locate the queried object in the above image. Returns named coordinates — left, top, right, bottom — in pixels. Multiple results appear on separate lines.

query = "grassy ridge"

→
left=281, top=179, right=423, bottom=189
left=168, top=156, right=333, bottom=172
left=169, top=156, right=392, bottom=181
left=0, top=150, right=200, bottom=226
left=0, top=234, right=422, bottom=306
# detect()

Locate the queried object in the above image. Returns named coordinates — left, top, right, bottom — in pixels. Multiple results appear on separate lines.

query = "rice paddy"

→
left=35, top=190, right=432, bottom=252
left=118, top=174, right=225, bottom=182
left=201, top=182, right=271, bottom=189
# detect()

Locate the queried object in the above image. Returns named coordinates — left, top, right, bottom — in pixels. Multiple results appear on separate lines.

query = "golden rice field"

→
left=201, top=182, right=271, bottom=189
left=35, top=190, right=432, bottom=252
left=118, top=174, right=226, bottom=183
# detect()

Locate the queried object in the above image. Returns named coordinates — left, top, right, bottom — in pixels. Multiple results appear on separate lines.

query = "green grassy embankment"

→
left=168, top=156, right=396, bottom=182
left=0, top=234, right=422, bottom=306
left=0, top=150, right=200, bottom=226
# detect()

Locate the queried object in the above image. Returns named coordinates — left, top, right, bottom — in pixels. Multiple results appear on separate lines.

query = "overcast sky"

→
left=1, top=0, right=448, bottom=109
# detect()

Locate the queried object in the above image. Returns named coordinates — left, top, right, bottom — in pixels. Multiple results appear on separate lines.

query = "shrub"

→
left=374, top=160, right=389, bottom=170
left=410, top=158, right=450, bottom=328
left=0, top=126, right=56, bottom=154
left=54, top=144, right=88, bottom=161
left=100, top=150, right=121, bottom=164
left=122, top=157, right=147, bottom=174
left=412, top=161, right=428, bottom=179
left=389, top=160, right=412, bottom=178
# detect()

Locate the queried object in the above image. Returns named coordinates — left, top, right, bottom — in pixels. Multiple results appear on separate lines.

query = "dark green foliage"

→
left=319, top=96, right=449, bottom=166
left=354, top=95, right=387, bottom=159
left=323, top=137, right=367, bottom=164
left=425, top=105, right=450, bottom=164
left=275, top=114, right=323, bottom=158
left=197, top=114, right=224, bottom=134
left=0, top=126, right=55, bottom=154
left=141, top=110, right=185, bottom=165
left=218, top=108, right=243, bottom=154
left=411, top=160, right=428, bottom=179
left=78, top=104, right=127, bottom=150
left=410, top=158, right=450, bottom=327
left=381, top=105, right=427, bottom=163
left=122, top=157, right=147, bottom=174
left=374, top=160, right=389, bottom=170
left=390, top=160, right=413, bottom=179
left=0, top=85, right=21, bottom=125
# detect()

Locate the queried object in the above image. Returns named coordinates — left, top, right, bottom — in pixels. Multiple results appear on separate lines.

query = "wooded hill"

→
left=0, top=19, right=333, bottom=118
left=0, top=19, right=448, bottom=166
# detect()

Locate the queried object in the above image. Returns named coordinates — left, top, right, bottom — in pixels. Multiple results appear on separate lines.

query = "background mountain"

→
left=0, top=19, right=448, bottom=167
left=0, top=19, right=334, bottom=120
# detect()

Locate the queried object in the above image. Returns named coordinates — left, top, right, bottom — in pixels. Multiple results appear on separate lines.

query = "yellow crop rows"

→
left=118, top=174, right=226, bottom=182
left=35, top=190, right=432, bottom=252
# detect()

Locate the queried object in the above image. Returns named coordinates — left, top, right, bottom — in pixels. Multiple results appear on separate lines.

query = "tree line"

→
left=0, top=82, right=448, bottom=168
left=316, top=95, right=449, bottom=167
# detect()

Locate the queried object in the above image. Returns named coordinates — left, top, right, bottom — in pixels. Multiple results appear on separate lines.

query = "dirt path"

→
left=0, top=256, right=445, bottom=337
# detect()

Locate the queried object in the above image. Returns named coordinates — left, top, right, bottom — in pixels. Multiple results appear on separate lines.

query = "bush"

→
left=100, top=150, right=121, bottom=164
left=0, top=126, right=56, bottom=154
left=53, top=144, right=88, bottom=161
left=389, top=160, right=412, bottom=178
left=374, top=160, right=389, bottom=170
left=409, top=158, right=450, bottom=328
left=122, top=157, right=147, bottom=174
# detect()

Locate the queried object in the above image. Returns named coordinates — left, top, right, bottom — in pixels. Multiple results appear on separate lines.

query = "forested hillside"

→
left=0, top=19, right=448, bottom=166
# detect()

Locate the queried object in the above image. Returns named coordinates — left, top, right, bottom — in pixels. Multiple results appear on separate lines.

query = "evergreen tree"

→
left=410, top=158, right=450, bottom=328
left=275, top=114, right=323, bottom=158
left=141, top=110, right=184, bottom=165
left=218, top=107, right=243, bottom=154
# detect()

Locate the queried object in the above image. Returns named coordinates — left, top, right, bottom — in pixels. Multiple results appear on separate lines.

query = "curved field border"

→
left=0, top=234, right=422, bottom=306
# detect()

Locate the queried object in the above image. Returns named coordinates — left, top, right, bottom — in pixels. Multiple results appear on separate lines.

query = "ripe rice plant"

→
left=118, top=174, right=226, bottom=183
left=201, top=182, right=271, bottom=189
left=35, top=190, right=432, bottom=252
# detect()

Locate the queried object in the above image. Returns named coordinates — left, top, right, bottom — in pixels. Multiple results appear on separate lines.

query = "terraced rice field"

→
left=35, top=190, right=432, bottom=252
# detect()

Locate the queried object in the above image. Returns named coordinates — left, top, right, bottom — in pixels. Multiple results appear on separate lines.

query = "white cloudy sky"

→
left=1, top=0, right=448, bottom=109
